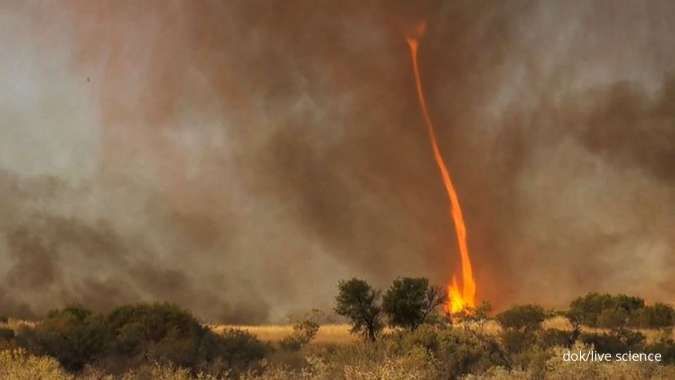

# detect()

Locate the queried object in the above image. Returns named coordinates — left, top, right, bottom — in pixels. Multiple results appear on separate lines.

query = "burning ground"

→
left=0, top=1, right=673, bottom=322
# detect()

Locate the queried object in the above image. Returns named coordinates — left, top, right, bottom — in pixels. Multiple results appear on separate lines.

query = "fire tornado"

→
left=406, top=23, right=476, bottom=313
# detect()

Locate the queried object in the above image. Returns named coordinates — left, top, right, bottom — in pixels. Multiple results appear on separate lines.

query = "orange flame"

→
left=406, top=22, right=476, bottom=314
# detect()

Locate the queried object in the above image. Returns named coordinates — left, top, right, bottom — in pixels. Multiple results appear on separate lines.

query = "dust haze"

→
left=0, top=1, right=673, bottom=322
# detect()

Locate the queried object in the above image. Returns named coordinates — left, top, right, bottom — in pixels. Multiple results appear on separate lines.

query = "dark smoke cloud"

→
left=0, top=1, right=673, bottom=320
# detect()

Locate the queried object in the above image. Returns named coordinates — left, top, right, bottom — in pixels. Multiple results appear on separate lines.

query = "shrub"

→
left=17, top=303, right=268, bottom=375
left=0, top=328, right=15, bottom=341
left=539, top=328, right=575, bottom=348
left=241, top=348, right=439, bottom=380
left=342, top=345, right=440, bottom=380
left=279, top=319, right=320, bottom=351
left=212, top=328, right=269, bottom=369
left=501, top=329, right=536, bottom=354
left=120, top=362, right=219, bottom=380
left=335, top=278, right=384, bottom=342
left=392, top=323, right=444, bottom=354
left=434, top=327, right=508, bottom=378
left=568, top=293, right=614, bottom=326
left=568, top=293, right=646, bottom=328
left=509, top=345, right=551, bottom=378
left=48, top=305, right=93, bottom=321
left=637, top=303, right=674, bottom=329
left=390, top=324, right=508, bottom=378
left=496, top=305, right=545, bottom=332
left=613, top=294, right=646, bottom=314
left=106, top=303, right=205, bottom=363
left=106, top=304, right=266, bottom=374
left=311, top=340, right=389, bottom=375
left=596, top=307, right=630, bottom=329
left=475, top=343, right=675, bottom=380
left=645, top=335, right=675, bottom=365
left=0, top=316, right=7, bottom=324
left=580, top=329, right=645, bottom=354
left=16, top=306, right=110, bottom=371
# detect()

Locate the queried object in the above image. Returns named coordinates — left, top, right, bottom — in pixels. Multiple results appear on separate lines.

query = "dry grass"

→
left=210, top=323, right=357, bottom=344
left=542, top=316, right=573, bottom=330
left=9, top=316, right=672, bottom=346
left=211, top=317, right=673, bottom=346
left=0, top=319, right=37, bottom=332
left=0, top=348, right=72, bottom=380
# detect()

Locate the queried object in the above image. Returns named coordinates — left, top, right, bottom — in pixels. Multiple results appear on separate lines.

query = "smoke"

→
left=0, top=0, right=673, bottom=321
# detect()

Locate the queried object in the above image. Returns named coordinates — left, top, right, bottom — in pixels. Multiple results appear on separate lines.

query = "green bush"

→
left=435, top=327, right=508, bottom=377
left=209, top=328, right=269, bottom=371
left=539, top=328, right=575, bottom=348
left=569, top=293, right=617, bottom=326
left=391, top=323, right=444, bottom=353
left=580, top=329, right=645, bottom=355
left=510, top=345, right=551, bottom=377
left=47, top=306, right=93, bottom=322
left=645, top=335, right=675, bottom=365
left=105, top=303, right=266, bottom=373
left=279, top=319, right=319, bottom=351
left=17, top=303, right=268, bottom=375
left=637, top=303, right=674, bottom=328
left=0, top=328, right=15, bottom=341
left=496, top=305, right=545, bottom=332
left=501, top=329, right=536, bottom=354
left=329, top=323, right=505, bottom=378
left=568, top=293, right=646, bottom=328
left=106, top=303, right=204, bottom=358
left=613, top=294, right=646, bottom=313
left=596, top=307, right=630, bottom=329
left=388, top=324, right=508, bottom=378
left=16, top=306, right=110, bottom=371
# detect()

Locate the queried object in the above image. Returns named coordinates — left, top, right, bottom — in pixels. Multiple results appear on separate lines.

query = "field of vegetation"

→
left=0, top=277, right=673, bottom=379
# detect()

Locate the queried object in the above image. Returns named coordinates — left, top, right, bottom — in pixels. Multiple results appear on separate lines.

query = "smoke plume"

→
left=1, top=0, right=673, bottom=321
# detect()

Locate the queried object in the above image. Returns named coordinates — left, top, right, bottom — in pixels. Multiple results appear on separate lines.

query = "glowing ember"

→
left=406, top=22, right=477, bottom=314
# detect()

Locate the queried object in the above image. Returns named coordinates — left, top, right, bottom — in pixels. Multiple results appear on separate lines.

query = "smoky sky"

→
left=0, top=0, right=673, bottom=321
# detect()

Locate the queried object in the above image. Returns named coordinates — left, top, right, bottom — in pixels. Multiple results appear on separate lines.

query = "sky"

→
left=0, top=0, right=673, bottom=322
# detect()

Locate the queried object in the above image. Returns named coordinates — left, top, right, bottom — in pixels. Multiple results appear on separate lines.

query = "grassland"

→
left=7, top=317, right=672, bottom=345
left=1, top=309, right=673, bottom=379
left=210, top=318, right=674, bottom=345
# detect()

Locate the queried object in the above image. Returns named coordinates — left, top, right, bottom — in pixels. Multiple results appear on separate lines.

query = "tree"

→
left=423, top=284, right=447, bottom=322
left=335, top=278, right=383, bottom=341
left=382, top=277, right=445, bottom=330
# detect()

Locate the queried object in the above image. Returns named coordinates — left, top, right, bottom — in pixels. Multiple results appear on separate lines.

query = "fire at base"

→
left=406, top=22, right=477, bottom=314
